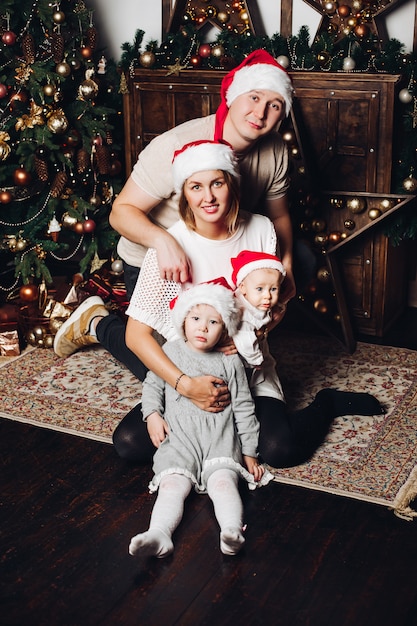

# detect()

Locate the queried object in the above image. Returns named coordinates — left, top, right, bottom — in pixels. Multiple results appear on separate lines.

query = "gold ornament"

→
left=368, top=208, right=382, bottom=220
left=15, top=237, right=28, bottom=252
left=314, top=233, right=328, bottom=246
left=53, top=10, right=66, bottom=24
left=380, top=198, right=396, bottom=211
left=402, top=175, right=417, bottom=193
left=15, top=100, right=44, bottom=130
left=43, top=83, right=56, bottom=97
left=317, top=267, right=331, bottom=282
left=49, top=317, right=65, bottom=334
left=47, top=109, right=68, bottom=134
left=344, top=219, right=355, bottom=230
left=61, top=212, right=78, bottom=229
left=282, top=130, right=295, bottom=143
left=329, top=197, right=344, bottom=209
left=15, top=63, right=32, bottom=84
left=317, top=51, right=330, bottom=67
left=43, top=335, right=55, bottom=349
left=55, top=62, right=71, bottom=77
left=313, top=299, right=328, bottom=314
left=323, top=1, right=337, bottom=14
left=139, top=51, right=156, bottom=68
left=78, top=70, right=99, bottom=101
left=347, top=197, right=366, bottom=214
left=0, top=131, right=11, bottom=160
left=217, top=12, right=230, bottom=24
left=312, top=219, right=327, bottom=232
left=211, top=44, right=225, bottom=58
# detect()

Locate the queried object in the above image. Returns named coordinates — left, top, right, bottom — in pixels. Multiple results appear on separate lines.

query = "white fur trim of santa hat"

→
left=172, top=140, right=239, bottom=193
left=170, top=279, right=241, bottom=339
left=226, top=63, right=293, bottom=116
left=231, top=250, right=286, bottom=287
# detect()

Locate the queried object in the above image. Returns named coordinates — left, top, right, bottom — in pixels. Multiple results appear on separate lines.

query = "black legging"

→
left=112, top=389, right=384, bottom=468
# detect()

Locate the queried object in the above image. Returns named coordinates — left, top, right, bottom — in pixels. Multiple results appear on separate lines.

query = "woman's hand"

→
left=243, top=455, right=265, bottom=482
left=146, top=411, right=169, bottom=448
left=178, top=375, right=230, bottom=412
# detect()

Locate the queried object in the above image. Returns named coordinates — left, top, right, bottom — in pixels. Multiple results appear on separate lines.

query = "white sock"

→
left=87, top=316, right=101, bottom=338
left=129, top=473, right=192, bottom=558
left=207, top=469, right=245, bottom=555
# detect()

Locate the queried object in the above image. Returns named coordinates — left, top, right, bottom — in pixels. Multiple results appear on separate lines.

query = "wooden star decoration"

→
left=167, top=0, right=262, bottom=36
left=300, top=0, right=412, bottom=45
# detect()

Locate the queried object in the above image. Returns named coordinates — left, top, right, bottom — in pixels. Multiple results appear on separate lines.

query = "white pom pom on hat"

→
left=231, top=250, right=286, bottom=287
left=170, top=277, right=242, bottom=339
left=172, top=140, right=239, bottom=193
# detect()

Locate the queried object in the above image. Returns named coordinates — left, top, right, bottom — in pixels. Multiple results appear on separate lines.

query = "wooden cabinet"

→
left=289, top=72, right=400, bottom=194
left=288, top=73, right=407, bottom=337
left=123, top=68, right=407, bottom=338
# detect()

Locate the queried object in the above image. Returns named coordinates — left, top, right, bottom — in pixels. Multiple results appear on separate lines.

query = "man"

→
left=54, top=49, right=295, bottom=376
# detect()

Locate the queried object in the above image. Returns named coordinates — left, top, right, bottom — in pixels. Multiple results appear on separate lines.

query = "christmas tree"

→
left=0, top=0, right=124, bottom=304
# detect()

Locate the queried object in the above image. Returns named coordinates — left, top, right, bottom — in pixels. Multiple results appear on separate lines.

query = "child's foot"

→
left=315, top=389, right=385, bottom=418
left=220, top=528, right=245, bottom=556
left=129, top=529, right=174, bottom=558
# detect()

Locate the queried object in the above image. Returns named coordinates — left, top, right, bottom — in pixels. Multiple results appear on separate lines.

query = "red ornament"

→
left=82, top=219, right=96, bottom=233
left=190, top=55, right=202, bottom=68
left=13, top=167, right=31, bottom=187
left=0, top=303, right=19, bottom=324
left=9, top=89, right=28, bottom=110
left=110, top=159, right=122, bottom=176
left=19, top=284, right=39, bottom=302
left=91, top=134, right=103, bottom=147
left=198, top=44, right=211, bottom=58
left=64, top=129, right=81, bottom=148
left=73, top=221, right=85, bottom=234
left=0, top=190, right=13, bottom=203
left=80, top=46, right=92, bottom=59
left=355, top=24, right=369, bottom=37
left=338, top=4, right=351, bottom=17
left=2, top=31, right=17, bottom=46
left=0, top=83, right=7, bottom=99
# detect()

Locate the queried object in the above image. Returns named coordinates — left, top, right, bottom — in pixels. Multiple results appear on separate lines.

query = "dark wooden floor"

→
left=2, top=308, right=417, bottom=626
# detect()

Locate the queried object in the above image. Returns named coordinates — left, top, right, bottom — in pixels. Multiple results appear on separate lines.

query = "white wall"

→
left=90, top=0, right=415, bottom=60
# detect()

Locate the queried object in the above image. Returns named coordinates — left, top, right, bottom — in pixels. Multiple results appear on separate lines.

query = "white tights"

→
left=129, top=468, right=245, bottom=558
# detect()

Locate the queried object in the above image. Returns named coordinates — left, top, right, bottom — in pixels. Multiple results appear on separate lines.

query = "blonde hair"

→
left=179, top=170, right=241, bottom=235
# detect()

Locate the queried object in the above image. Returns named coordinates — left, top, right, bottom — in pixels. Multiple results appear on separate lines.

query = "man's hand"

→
left=155, top=236, right=191, bottom=284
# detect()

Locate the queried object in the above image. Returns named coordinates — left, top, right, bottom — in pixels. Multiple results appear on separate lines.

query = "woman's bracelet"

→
left=174, top=372, right=186, bottom=391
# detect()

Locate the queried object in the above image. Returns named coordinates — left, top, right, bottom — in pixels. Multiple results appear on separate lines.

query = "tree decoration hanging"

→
left=0, top=0, right=124, bottom=297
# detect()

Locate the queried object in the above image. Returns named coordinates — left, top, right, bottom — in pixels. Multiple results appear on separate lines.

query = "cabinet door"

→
left=292, top=85, right=379, bottom=192
left=290, top=73, right=400, bottom=194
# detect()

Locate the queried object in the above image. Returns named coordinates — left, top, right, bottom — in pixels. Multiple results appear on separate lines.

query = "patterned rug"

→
left=1, top=333, right=417, bottom=520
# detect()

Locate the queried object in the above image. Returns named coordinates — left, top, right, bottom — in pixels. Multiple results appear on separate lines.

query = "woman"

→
left=114, top=140, right=384, bottom=466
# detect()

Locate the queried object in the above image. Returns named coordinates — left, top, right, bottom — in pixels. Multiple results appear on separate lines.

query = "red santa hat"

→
left=231, top=250, right=286, bottom=287
left=172, top=140, right=239, bottom=193
left=214, top=49, right=294, bottom=140
left=170, top=277, right=241, bottom=339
